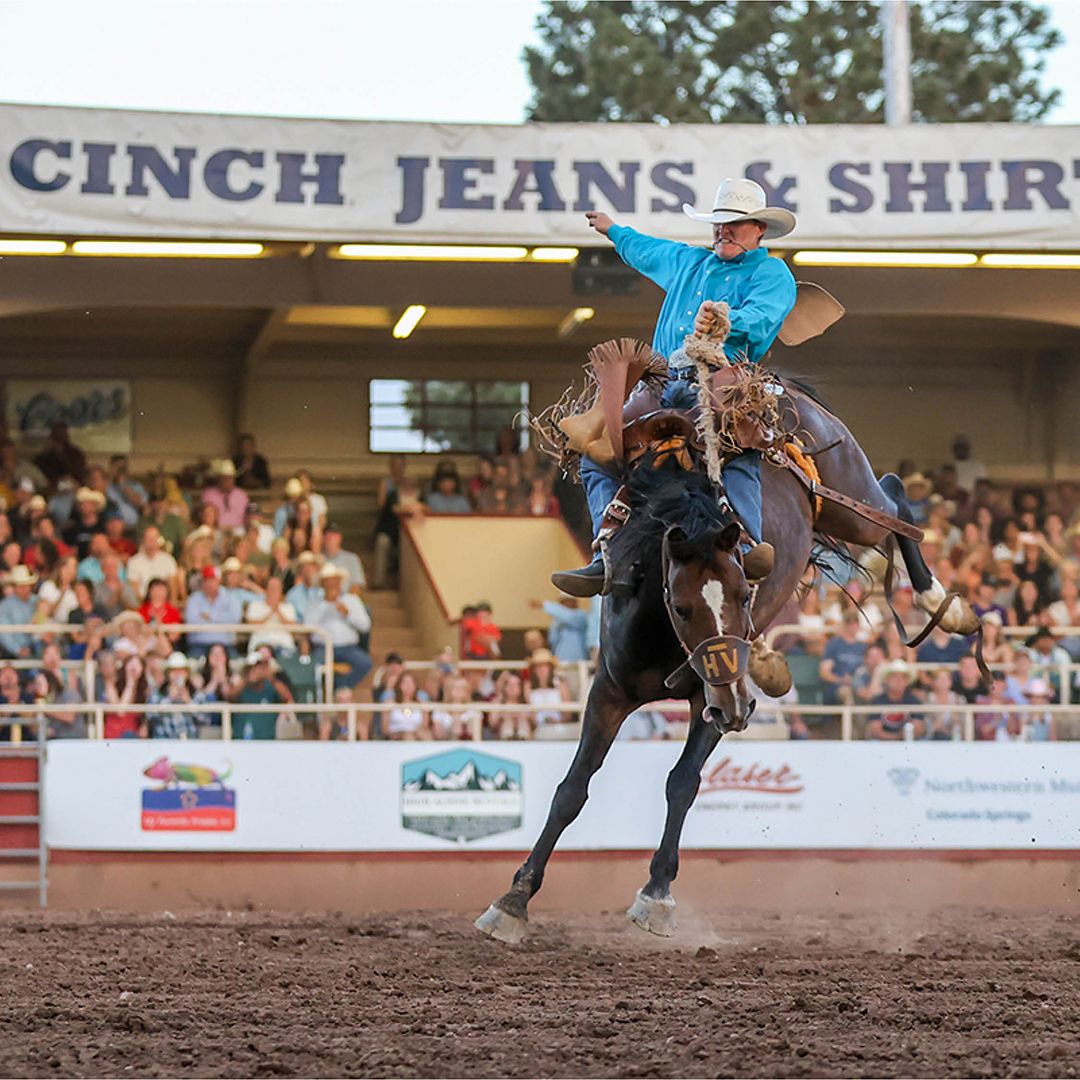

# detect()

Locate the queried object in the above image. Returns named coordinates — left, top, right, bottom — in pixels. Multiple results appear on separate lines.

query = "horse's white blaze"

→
left=701, top=580, right=726, bottom=635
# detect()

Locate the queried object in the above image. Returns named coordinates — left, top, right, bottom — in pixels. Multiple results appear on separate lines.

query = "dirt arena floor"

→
left=2, top=907, right=1079, bottom=1079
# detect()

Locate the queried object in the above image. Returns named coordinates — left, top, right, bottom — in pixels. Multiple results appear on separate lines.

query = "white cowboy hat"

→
left=6, top=565, right=38, bottom=587
left=682, top=177, right=797, bottom=240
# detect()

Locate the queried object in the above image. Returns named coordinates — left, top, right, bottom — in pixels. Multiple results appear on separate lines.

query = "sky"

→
left=0, top=0, right=1076, bottom=124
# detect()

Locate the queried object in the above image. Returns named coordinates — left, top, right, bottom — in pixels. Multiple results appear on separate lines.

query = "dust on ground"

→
left=1, top=908, right=1079, bottom=1078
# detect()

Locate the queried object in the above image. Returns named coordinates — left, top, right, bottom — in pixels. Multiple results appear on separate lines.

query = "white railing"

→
left=0, top=622, right=337, bottom=702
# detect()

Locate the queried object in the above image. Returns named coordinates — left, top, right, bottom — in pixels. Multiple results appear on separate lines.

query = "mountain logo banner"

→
left=400, top=749, right=523, bottom=843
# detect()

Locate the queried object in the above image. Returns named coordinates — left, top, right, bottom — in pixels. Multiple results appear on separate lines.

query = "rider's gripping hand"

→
left=584, top=211, right=614, bottom=236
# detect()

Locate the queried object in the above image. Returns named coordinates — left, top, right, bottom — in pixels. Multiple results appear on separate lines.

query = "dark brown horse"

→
left=475, top=378, right=978, bottom=943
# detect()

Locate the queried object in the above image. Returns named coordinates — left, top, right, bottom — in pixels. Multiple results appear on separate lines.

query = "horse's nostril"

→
left=703, top=705, right=728, bottom=729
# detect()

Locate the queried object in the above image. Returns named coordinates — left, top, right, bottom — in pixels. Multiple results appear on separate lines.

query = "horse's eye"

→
left=673, top=605, right=692, bottom=622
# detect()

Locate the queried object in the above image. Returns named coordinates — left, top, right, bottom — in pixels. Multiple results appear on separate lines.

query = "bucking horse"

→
left=475, top=299, right=982, bottom=944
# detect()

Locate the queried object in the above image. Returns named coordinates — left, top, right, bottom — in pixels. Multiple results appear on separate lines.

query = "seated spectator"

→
left=194, top=502, right=228, bottom=561
left=903, top=473, right=933, bottom=525
left=221, top=556, right=263, bottom=612
left=111, top=610, right=150, bottom=657
left=916, top=625, right=970, bottom=667
left=76, top=533, right=113, bottom=585
left=384, top=671, right=430, bottom=740
left=184, top=566, right=242, bottom=661
left=0, top=438, right=47, bottom=497
left=274, top=477, right=305, bottom=537
left=127, top=526, right=180, bottom=603
left=0, top=565, right=38, bottom=659
left=230, top=651, right=293, bottom=740
left=486, top=670, right=531, bottom=740
left=244, top=502, right=275, bottom=553
left=103, top=515, right=136, bottom=560
left=322, top=523, right=366, bottom=590
left=106, top=455, right=147, bottom=528
left=268, top=537, right=296, bottom=593
left=67, top=578, right=108, bottom=659
left=461, top=602, right=502, bottom=660
left=180, top=526, right=216, bottom=591
left=202, top=459, right=249, bottom=532
left=36, top=555, right=79, bottom=625
left=137, top=487, right=187, bottom=556
left=244, top=576, right=299, bottom=654
left=296, top=469, right=329, bottom=529
left=425, top=472, right=472, bottom=514
left=1020, top=678, right=1055, bottom=741
left=974, top=672, right=1021, bottom=741
left=94, top=553, right=139, bottom=619
left=33, top=423, right=87, bottom=488
left=232, top=433, right=271, bottom=491
left=147, top=653, right=207, bottom=739
left=321, top=685, right=362, bottom=741
left=196, top=642, right=242, bottom=728
left=285, top=499, right=321, bottom=557
left=924, top=668, right=964, bottom=740
left=1025, top=626, right=1071, bottom=678
left=1047, top=579, right=1080, bottom=660
left=852, top=642, right=888, bottom=703
left=286, top=551, right=323, bottom=620
left=526, top=648, right=571, bottom=727
left=618, top=705, right=671, bottom=740
left=866, top=662, right=925, bottom=740
left=819, top=612, right=865, bottom=707
left=9, top=484, right=45, bottom=548
left=978, top=612, right=1014, bottom=667
left=431, top=675, right=483, bottom=740
left=65, top=488, right=108, bottom=559
left=307, top=564, right=372, bottom=688
left=524, top=475, right=559, bottom=517
left=139, top=577, right=182, bottom=642
left=0, top=664, right=24, bottom=740
left=103, top=653, right=149, bottom=738
left=950, top=654, right=985, bottom=704
left=1013, top=579, right=1044, bottom=628
left=26, top=668, right=86, bottom=739
left=467, top=455, right=495, bottom=508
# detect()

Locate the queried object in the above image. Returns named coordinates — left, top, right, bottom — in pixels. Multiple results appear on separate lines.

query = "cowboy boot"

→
left=743, top=541, right=775, bottom=582
left=551, top=561, right=606, bottom=598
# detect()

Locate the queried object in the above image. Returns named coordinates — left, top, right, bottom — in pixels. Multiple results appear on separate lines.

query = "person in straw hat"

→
left=866, top=661, right=925, bottom=740
left=307, top=562, right=372, bottom=688
left=553, top=177, right=798, bottom=597
left=0, top=564, right=39, bottom=657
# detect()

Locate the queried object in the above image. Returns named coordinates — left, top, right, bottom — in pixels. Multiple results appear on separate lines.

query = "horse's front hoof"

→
left=475, top=903, right=528, bottom=944
left=627, top=889, right=677, bottom=937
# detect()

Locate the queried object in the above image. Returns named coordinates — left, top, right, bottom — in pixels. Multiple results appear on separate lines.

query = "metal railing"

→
left=0, top=622, right=337, bottom=702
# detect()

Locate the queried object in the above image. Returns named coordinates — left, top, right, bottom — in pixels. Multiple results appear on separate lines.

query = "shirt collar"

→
left=715, top=246, right=767, bottom=268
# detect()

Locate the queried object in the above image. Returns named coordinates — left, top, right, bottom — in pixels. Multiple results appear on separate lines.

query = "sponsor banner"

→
left=2, top=104, right=1079, bottom=248
left=45, top=741, right=1080, bottom=852
left=6, top=379, right=132, bottom=454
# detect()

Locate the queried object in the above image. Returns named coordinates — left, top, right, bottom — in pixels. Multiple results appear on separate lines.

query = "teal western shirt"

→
left=608, top=224, right=797, bottom=363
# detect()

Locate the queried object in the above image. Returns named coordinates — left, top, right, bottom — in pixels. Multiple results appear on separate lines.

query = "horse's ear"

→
left=663, top=526, right=689, bottom=562
left=717, top=521, right=742, bottom=552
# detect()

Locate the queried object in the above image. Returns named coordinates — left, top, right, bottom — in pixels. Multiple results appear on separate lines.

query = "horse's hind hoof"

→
left=474, top=904, right=528, bottom=944
left=627, top=889, right=677, bottom=937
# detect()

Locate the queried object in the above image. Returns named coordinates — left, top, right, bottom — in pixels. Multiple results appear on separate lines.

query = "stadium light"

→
left=0, top=239, right=67, bottom=255
left=557, top=306, right=596, bottom=338
left=792, top=250, right=978, bottom=268
left=335, top=244, right=529, bottom=261
left=530, top=247, right=580, bottom=263
left=392, top=304, right=428, bottom=339
left=979, top=253, right=1080, bottom=270
left=71, top=240, right=265, bottom=257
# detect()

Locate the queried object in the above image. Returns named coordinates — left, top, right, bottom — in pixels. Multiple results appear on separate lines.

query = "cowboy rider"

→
left=552, top=177, right=798, bottom=598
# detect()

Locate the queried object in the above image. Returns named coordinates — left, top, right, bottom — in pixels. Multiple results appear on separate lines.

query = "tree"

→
left=524, top=1, right=1061, bottom=124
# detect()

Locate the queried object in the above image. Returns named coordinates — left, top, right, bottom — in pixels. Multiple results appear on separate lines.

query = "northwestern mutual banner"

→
left=1, top=103, right=1079, bottom=248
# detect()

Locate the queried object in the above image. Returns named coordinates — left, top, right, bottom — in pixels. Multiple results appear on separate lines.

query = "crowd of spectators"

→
left=371, top=450, right=562, bottom=588
left=0, top=424, right=378, bottom=740
left=769, top=438, right=1080, bottom=741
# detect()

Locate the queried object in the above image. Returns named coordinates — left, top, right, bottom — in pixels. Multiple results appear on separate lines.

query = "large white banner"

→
left=1, top=104, right=1078, bottom=248
left=45, top=741, right=1080, bottom=852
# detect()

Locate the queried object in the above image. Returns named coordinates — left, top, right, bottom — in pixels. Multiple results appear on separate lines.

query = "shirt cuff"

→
left=607, top=223, right=630, bottom=245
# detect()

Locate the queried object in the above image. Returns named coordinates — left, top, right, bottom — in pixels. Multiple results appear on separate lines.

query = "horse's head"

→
left=662, top=521, right=756, bottom=733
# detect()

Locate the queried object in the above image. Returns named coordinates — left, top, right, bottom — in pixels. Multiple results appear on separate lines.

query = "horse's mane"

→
left=613, top=461, right=735, bottom=567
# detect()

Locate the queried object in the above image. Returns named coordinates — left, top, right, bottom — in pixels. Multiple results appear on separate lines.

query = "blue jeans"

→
left=315, top=644, right=372, bottom=690
left=580, top=373, right=763, bottom=560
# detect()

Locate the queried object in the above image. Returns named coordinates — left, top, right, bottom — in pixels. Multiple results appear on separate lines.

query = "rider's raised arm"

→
left=607, top=223, right=699, bottom=292
left=724, top=256, right=798, bottom=363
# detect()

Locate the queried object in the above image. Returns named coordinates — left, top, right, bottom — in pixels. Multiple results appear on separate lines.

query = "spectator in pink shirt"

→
left=201, top=460, right=249, bottom=532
